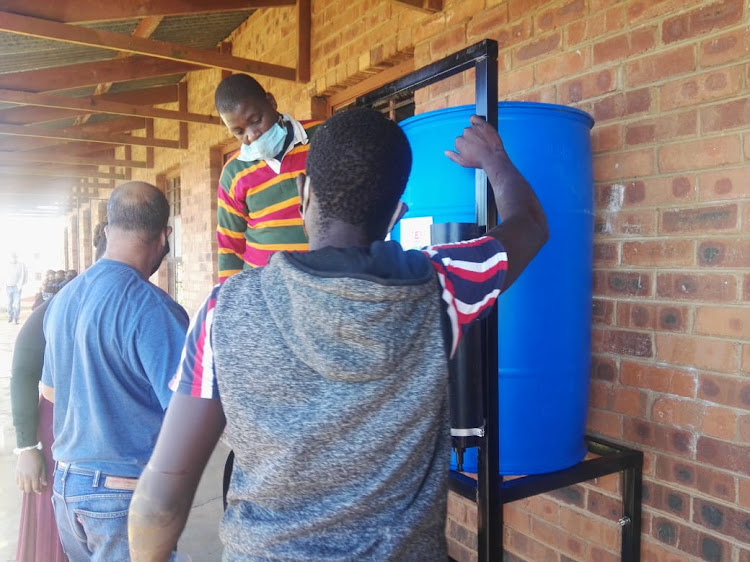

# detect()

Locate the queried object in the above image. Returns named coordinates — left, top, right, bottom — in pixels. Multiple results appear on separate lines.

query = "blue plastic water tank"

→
left=396, top=103, right=594, bottom=475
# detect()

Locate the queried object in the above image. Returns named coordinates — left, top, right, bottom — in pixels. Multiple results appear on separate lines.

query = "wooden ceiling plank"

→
left=0, top=165, right=127, bottom=180
left=178, top=82, right=188, bottom=148
left=0, top=85, right=180, bottom=126
left=124, top=146, right=133, bottom=180
left=0, top=137, right=111, bottom=154
left=72, top=116, right=147, bottom=134
left=297, top=0, right=311, bottom=83
left=0, top=55, right=196, bottom=94
left=98, top=85, right=179, bottom=106
left=393, top=0, right=443, bottom=12
left=0, top=122, right=180, bottom=149
left=326, top=58, right=416, bottom=110
left=77, top=16, right=165, bottom=125
left=1, top=0, right=294, bottom=23
left=0, top=88, right=221, bottom=125
left=0, top=11, right=298, bottom=81
left=0, top=152, right=149, bottom=169
left=0, top=117, right=145, bottom=152
left=37, top=143, right=118, bottom=159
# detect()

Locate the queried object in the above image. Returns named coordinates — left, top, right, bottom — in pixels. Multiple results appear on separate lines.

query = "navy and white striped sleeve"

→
left=421, top=236, right=508, bottom=358
left=169, top=285, right=221, bottom=400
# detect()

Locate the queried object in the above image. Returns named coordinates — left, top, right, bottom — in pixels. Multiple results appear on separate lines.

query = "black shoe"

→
left=14, top=319, right=19, bottom=324
left=7, top=318, right=11, bottom=323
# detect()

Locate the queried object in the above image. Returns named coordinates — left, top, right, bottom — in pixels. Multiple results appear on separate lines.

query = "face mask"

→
left=386, top=202, right=406, bottom=234
left=238, top=121, right=287, bottom=162
left=150, top=235, right=171, bottom=277
left=299, top=175, right=311, bottom=221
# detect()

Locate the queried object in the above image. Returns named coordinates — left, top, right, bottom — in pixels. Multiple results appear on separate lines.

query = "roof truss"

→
left=0, top=2, right=312, bottom=216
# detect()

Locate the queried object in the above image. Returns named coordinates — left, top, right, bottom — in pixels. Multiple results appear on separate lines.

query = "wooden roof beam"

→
left=0, top=117, right=147, bottom=152
left=1, top=0, right=294, bottom=24
left=393, top=0, right=442, bottom=12
left=0, top=56, right=196, bottom=93
left=74, top=15, right=165, bottom=126
left=0, top=152, right=150, bottom=169
left=29, top=142, right=118, bottom=159
left=0, top=165, right=127, bottom=181
left=0, top=11, right=298, bottom=81
left=0, top=88, right=221, bottom=125
left=0, top=85, right=179, bottom=126
left=297, top=0, right=310, bottom=83
left=0, top=122, right=180, bottom=149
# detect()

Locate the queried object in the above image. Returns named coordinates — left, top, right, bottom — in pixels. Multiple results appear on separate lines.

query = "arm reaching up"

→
left=445, top=115, right=549, bottom=290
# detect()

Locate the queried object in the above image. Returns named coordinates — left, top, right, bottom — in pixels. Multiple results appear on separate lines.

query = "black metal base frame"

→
left=449, top=436, right=643, bottom=561
left=359, top=41, right=643, bottom=562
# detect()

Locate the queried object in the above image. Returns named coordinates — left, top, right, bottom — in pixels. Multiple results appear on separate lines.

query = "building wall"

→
left=68, top=1, right=748, bottom=560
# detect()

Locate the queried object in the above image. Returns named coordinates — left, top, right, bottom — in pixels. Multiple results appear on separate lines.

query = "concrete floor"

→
left=0, top=303, right=226, bottom=561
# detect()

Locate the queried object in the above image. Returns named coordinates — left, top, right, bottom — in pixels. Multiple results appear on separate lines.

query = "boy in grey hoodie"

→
left=129, top=107, right=548, bottom=561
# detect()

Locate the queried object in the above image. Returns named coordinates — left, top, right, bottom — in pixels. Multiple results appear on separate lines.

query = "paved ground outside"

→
left=0, top=302, right=226, bottom=561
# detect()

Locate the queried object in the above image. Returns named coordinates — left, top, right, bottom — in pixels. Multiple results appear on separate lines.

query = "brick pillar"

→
left=80, top=205, right=92, bottom=271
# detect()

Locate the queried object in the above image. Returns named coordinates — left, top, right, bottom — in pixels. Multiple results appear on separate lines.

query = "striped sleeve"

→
left=217, top=164, right=249, bottom=282
left=421, top=236, right=508, bottom=359
left=169, top=285, right=220, bottom=399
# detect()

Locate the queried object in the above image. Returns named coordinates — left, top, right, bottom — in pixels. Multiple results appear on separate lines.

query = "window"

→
left=334, top=91, right=415, bottom=123
left=166, top=176, right=182, bottom=217
left=165, top=175, right=183, bottom=304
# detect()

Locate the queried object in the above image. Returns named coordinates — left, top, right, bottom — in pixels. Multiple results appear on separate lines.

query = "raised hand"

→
left=445, top=114, right=508, bottom=170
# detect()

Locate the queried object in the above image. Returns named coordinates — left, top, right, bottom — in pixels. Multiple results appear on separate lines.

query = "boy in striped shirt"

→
left=215, top=73, right=323, bottom=281
left=129, top=108, right=548, bottom=561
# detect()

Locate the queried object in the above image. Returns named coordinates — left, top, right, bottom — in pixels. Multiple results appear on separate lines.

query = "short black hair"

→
left=306, top=107, right=412, bottom=238
left=215, top=74, right=267, bottom=114
left=107, top=182, right=169, bottom=240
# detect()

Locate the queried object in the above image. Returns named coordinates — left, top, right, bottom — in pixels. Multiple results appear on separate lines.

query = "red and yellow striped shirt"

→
left=217, top=119, right=322, bottom=281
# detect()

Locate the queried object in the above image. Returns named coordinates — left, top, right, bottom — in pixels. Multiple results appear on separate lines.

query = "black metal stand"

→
left=359, top=40, right=503, bottom=559
left=359, top=40, right=643, bottom=562
left=449, top=436, right=643, bottom=561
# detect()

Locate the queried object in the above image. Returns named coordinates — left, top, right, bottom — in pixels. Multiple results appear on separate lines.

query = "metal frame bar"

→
left=473, top=41, right=501, bottom=562
left=448, top=436, right=643, bottom=561
left=359, top=40, right=501, bottom=561
left=358, top=39, right=498, bottom=107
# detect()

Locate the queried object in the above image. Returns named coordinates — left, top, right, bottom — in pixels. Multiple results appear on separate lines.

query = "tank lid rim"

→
left=401, top=102, right=594, bottom=128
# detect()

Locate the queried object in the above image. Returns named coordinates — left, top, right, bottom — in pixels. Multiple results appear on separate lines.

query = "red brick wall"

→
left=80, top=1, right=748, bottom=559
left=400, top=1, right=748, bottom=561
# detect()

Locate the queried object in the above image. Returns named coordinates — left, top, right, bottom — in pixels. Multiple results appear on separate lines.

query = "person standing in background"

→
left=6, top=252, right=26, bottom=324
left=41, top=183, right=188, bottom=561
left=11, top=222, right=107, bottom=562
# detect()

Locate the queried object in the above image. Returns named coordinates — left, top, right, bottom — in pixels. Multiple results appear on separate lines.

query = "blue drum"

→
left=396, top=103, right=594, bottom=475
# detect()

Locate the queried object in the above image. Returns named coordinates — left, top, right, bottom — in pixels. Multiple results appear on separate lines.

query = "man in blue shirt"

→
left=41, top=181, right=189, bottom=561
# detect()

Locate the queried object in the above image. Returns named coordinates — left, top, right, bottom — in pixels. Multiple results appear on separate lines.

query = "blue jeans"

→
left=52, top=463, right=134, bottom=562
left=6, top=285, right=20, bottom=321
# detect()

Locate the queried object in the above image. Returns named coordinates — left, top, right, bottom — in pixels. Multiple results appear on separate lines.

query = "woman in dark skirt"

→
left=12, top=297, right=67, bottom=562
left=11, top=222, right=107, bottom=562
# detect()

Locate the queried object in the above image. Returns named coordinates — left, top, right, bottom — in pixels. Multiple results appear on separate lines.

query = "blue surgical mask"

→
left=238, top=121, right=287, bottom=162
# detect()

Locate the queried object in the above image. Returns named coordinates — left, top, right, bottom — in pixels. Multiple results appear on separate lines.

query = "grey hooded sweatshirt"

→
left=212, top=241, right=452, bottom=561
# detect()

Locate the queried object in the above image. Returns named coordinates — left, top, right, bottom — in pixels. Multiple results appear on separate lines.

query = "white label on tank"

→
left=400, top=216, right=433, bottom=250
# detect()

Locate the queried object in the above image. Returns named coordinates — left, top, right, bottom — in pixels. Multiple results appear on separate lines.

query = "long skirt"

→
left=15, top=396, right=67, bottom=562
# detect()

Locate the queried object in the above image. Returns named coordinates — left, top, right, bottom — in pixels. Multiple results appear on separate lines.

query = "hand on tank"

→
left=444, top=115, right=508, bottom=170
left=16, top=448, right=47, bottom=494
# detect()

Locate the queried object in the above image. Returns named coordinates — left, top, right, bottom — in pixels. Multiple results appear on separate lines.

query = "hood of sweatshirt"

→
left=261, top=241, right=439, bottom=383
